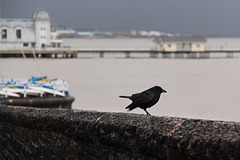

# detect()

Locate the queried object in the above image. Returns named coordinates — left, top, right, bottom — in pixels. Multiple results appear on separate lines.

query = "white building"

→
left=154, top=36, right=206, bottom=52
left=0, top=10, right=62, bottom=49
left=206, top=37, right=240, bottom=51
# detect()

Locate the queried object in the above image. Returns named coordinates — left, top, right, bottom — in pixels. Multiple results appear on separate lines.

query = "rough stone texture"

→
left=0, top=105, right=240, bottom=160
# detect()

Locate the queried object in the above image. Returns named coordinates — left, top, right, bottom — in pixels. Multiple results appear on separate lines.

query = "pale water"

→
left=1, top=57, right=240, bottom=122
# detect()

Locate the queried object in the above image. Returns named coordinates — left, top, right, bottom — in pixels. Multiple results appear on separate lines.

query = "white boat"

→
left=0, top=49, right=74, bottom=108
left=29, top=86, right=65, bottom=97
left=0, top=90, right=20, bottom=97
left=2, top=88, right=42, bottom=95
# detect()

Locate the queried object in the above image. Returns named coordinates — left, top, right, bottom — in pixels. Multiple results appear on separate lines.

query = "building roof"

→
left=33, top=10, right=50, bottom=21
left=160, top=36, right=206, bottom=42
left=0, top=19, right=34, bottom=30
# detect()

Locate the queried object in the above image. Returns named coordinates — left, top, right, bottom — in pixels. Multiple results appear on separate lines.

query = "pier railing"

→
left=0, top=47, right=239, bottom=58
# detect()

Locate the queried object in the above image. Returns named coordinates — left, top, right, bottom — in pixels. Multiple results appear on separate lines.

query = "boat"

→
left=0, top=90, right=20, bottom=98
left=0, top=76, right=74, bottom=109
left=0, top=46, right=74, bottom=108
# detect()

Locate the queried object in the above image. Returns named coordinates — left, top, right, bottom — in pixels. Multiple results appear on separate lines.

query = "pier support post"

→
left=62, top=53, right=66, bottom=58
left=174, top=53, right=185, bottom=58
left=125, top=51, right=130, bottom=58
left=72, top=52, right=78, bottom=58
left=226, top=52, right=233, bottom=58
left=99, top=52, right=104, bottom=58
left=150, top=51, right=158, bottom=58
left=162, top=52, right=171, bottom=58
left=187, top=52, right=198, bottom=58
left=41, top=54, right=46, bottom=58
left=199, top=52, right=210, bottom=58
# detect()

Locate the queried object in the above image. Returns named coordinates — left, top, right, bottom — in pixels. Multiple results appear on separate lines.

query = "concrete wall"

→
left=1, top=105, right=240, bottom=159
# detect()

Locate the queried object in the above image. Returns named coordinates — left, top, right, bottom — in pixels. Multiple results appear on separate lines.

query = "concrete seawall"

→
left=0, top=105, right=240, bottom=159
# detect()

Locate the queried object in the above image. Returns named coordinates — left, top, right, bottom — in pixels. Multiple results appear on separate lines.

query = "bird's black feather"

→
left=120, top=86, right=166, bottom=116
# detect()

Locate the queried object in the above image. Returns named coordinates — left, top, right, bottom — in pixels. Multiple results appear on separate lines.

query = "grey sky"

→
left=2, top=0, right=240, bottom=36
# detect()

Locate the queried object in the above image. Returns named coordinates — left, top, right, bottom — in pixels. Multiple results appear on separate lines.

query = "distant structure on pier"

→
left=0, top=10, right=62, bottom=49
left=154, top=36, right=206, bottom=52
left=154, top=36, right=240, bottom=53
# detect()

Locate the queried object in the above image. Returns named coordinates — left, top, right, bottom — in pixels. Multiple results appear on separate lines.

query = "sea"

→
left=1, top=38, right=240, bottom=122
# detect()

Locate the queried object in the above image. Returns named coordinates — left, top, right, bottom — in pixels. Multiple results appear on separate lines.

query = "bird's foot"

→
left=145, top=110, right=151, bottom=116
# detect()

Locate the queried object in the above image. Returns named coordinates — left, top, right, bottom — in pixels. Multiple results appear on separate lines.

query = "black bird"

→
left=120, top=86, right=167, bottom=116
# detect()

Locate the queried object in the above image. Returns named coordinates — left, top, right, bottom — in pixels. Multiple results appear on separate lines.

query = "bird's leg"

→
left=144, top=109, right=151, bottom=116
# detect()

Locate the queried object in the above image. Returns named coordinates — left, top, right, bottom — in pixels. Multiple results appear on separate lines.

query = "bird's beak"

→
left=162, top=89, right=167, bottom=93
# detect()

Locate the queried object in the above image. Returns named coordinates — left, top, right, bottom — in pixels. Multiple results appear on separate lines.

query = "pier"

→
left=0, top=48, right=238, bottom=58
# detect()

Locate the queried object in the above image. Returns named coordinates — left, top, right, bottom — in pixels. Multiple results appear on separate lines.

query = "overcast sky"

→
left=2, top=0, right=240, bottom=36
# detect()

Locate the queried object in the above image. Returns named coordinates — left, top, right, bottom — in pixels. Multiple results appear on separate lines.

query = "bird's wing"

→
left=131, top=91, right=155, bottom=105
left=126, top=91, right=155, bottom=110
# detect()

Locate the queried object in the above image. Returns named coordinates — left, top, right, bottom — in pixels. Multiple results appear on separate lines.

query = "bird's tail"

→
left=126, top=103, right=136, bottom=111
left=119, top=96, right=131, bottom=98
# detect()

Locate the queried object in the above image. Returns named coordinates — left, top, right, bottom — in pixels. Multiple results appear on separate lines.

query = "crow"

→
left=120, top=86, right=167, bottom=116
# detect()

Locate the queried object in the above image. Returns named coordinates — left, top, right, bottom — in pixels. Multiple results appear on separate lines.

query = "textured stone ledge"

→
left=0, top=105, right=240, bottom=159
